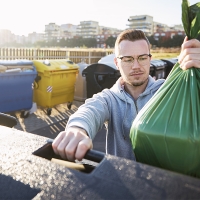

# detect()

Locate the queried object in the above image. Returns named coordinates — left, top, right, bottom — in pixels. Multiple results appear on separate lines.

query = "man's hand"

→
left=178, top=36, right=200, bottom=70
left=52, top=127, right=93, bottom=161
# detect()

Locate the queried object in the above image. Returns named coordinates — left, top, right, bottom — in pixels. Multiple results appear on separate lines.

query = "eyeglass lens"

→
left=121, top=54, right=150, bottom=66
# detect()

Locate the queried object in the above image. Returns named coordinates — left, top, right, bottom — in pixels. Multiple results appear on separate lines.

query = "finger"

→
left=52, top=131, right=66, bottom=155
left=182, top=38, right=200, bottom=49
left=64, top=134, right=92, bottom=161
left=180, top=36, right=188, bottom=52
left=184, top=36, right=188, bottom=43
left=180, top=49, right=199, bottom=63
left=180, top=51, right=200, bottom=69
left=181, top=59, right=200, bottom=70
left=75, top=138, right=93, bottom=161
left=63, top=137, right=78, bottom=161
left=55, top=134, right=71, bottom=160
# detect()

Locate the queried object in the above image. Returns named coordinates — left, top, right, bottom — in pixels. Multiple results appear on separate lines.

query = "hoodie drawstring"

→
left=121, top=90, right=128, bottom=140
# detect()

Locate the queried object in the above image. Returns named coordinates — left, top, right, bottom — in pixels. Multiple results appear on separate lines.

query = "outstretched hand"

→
left=52, top=127, right=93, bottom=161
left=178, top=36, right=200, bottom=70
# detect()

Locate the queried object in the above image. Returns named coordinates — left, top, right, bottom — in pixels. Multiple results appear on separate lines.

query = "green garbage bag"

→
left=130, top=0, right=200, bottom=177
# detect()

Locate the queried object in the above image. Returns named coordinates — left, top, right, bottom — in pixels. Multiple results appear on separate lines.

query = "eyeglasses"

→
left=117, top=54, right=152, bottom=67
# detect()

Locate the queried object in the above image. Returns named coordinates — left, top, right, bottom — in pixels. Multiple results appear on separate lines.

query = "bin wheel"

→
left=47, top=108, right=52, bottom=116
left=67, top=103, right=72, bottom=110
left=20, top=111, right=30, bottom=118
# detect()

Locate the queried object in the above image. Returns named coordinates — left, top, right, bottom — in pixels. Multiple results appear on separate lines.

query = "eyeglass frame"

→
left=117, top=54, right=152, bottom=66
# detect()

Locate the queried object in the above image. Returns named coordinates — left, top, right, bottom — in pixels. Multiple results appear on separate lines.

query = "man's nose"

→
left=131, top=59, right=140, bottom=68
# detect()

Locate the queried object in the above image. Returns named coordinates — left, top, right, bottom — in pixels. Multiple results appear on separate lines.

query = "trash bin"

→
left=33, top=59, right=79, bottom=115
left=0, top=60, right=37, bottom=118
left=161, top=58, right=178, bottom=79
left=74, top=62, right=89, bottom=102
left=149, top=63, right=156, bottom=78
left=82, top=63, right=121, bottom=98
left=150, top=60, right=167, bottom=79
left=2, top=127, right=200, bottom=200
left=98, top=53, right=116, bottom=69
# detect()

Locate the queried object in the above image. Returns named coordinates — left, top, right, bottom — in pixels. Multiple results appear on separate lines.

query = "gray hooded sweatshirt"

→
left=67, top=76, right=165, bottom=160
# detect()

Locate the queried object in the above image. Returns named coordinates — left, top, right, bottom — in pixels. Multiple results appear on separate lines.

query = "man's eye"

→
left=123, top=58, right=133, bottom=63
left=139, top=57, right=147, bottom=61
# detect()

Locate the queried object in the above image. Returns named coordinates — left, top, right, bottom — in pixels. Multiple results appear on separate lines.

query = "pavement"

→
left=12, top=100, right=106, bottom=153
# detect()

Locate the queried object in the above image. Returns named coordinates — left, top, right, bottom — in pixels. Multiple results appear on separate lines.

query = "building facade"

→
left=0, top=29, right=15, bottom=46
left=77, top=21, right=99, bottom=38
left=127, top=15, right=154, bottom=36
left=27, top=32, right=45, bottom=44
left=60, top=24, right=78, bottom=39
left=97, top=26, right=122, bottom=48
left=44, top=23, right=61, bottom=42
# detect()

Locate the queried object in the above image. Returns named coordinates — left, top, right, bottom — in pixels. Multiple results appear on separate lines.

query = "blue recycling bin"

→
left=0, top=60, right=37, bottom=117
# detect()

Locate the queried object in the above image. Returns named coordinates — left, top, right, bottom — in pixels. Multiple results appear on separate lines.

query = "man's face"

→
left=114, top=40, right=151, bottom=87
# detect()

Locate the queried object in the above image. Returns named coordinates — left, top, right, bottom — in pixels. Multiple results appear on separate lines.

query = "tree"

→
left=105, top=36, right=117, bottom=48
left=59, top=38, right=67, bottom=47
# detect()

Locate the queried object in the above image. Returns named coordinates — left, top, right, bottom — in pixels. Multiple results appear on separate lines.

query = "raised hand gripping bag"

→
left=130, top=0, right=200, bottom=177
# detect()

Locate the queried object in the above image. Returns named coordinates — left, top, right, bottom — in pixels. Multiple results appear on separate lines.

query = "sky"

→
left=0, top=0, right=198, bottom=36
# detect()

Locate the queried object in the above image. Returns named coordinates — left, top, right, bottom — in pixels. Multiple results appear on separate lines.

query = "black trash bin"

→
left=82, top=63, right=121, bottom=98
left=161, top=58, right=178, bottom=79
left=149, top=63, right=156, bottom=78
left=150, top=60, right=167, bottom=80
left=2, top=126, right=200, bottom=200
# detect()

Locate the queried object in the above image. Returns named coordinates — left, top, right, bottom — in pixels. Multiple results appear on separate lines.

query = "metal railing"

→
left=0, top=48, right=114, bottom=64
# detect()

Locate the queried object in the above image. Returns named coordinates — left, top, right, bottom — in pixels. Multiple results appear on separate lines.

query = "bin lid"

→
left=77, top=62, right=89, bottom=73
left=161, top=58, right=178, bottom=64
left=82, top=63, right=119, bottom=74
left=33, top=59, right=79, bottom=72
left=150, top=60, right=167, bottom=68
left=0, top=59, right=33, bottom=66
left=98, top=54, right=117, bottom=70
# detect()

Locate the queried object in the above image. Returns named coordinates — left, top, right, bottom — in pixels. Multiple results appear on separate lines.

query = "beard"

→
left=130, top=77, right=149, bottom=87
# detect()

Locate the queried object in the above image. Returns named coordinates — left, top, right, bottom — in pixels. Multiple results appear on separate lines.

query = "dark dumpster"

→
left=1, top=125, right=200, bottom=199
left=82, top=63, right=121, bottom=98
left=161, top=58, right=178, bottom=79
left=150, top=59, right=167, bottom=80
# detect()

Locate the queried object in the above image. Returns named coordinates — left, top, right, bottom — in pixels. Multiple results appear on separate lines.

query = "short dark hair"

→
left=115, top=29, right=150, bottom=54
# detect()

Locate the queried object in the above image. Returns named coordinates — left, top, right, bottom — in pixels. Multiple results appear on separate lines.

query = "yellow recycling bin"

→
left=33, top=59, right=79, bottom=115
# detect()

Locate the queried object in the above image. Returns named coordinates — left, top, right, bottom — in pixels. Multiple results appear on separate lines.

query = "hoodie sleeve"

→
left=66, top=91, right=110, bottom=140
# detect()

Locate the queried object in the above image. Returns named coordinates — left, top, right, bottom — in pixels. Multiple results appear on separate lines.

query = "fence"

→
left=0, top=48, right=114, bottom=64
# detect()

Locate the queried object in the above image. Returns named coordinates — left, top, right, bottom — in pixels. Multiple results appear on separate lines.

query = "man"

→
left=52, top=29, right=200, bottom=161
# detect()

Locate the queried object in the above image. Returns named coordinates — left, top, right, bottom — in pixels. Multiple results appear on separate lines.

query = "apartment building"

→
left=96, top=26, right=122, bottom=48
left=153, top=22, right=168, bottom=33
left=60, top=24, right=78, bottom=39
left=153, top=30, right=185, bottom=40
left=77, top=21, right=99, bottom=38
left=0, top=29, right=15, bottom=45
left=127, top=15, right=154, bottom=36
left=27, top=32, right=45, bottom=44
left=44, top=23, right=61, bottom=42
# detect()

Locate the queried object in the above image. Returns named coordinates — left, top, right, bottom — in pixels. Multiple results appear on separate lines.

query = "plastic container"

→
left=0, top=60, right=37, bottom=118
left=82, top=63, right=121, bottom=98
left=161, top=58, right=178, bottom=79
left=150, top=60, right=167, bottom=79
left=33, top=59, right=79, bottom=115
left=74, top=62, right=89, bottom=101
left=98, top=53, right=116, bottom=69
left=149, top=63, right=156, bottom=78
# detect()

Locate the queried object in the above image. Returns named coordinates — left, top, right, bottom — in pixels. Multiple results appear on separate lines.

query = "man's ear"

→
left=114, top=57, right=119, bottom=70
